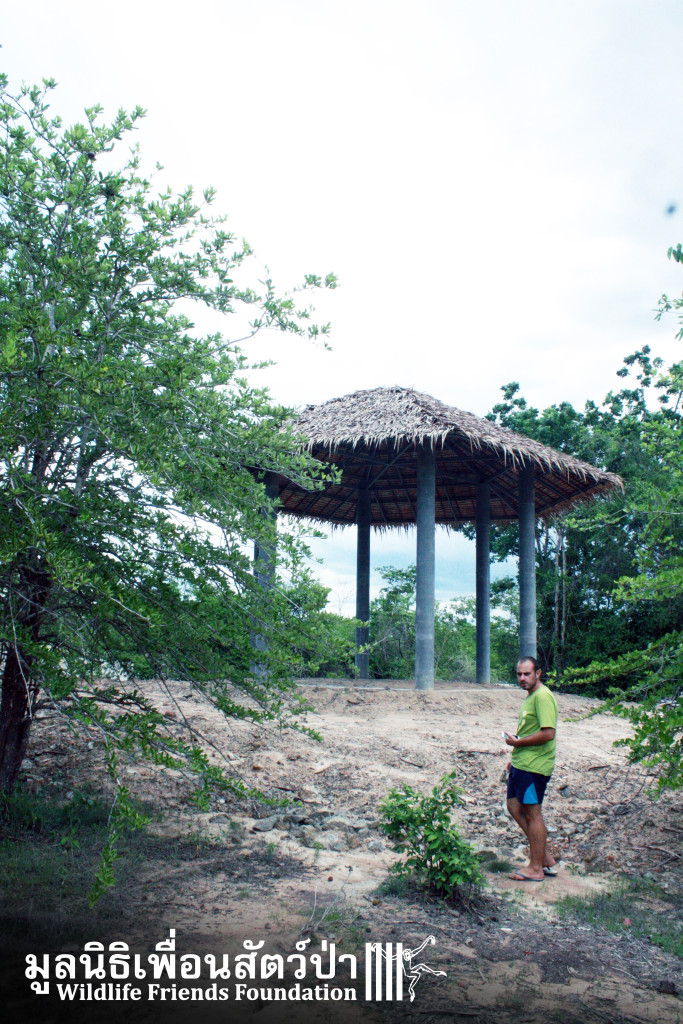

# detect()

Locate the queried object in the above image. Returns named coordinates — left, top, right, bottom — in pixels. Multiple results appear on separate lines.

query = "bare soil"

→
left=5, top=679, right=683, bottom=1024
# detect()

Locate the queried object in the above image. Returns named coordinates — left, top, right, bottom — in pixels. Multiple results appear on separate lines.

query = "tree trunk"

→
left=0, top=645, right=36, bottom=793
left=0, top=552, right=50, bottom=793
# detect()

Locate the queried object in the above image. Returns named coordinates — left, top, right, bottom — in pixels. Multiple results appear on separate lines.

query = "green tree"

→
left=485, top=350, right=683, bottom=683
left=368, top=565, right=417, bottom=678
left=489, top=576, right=520, bottom=681
left=564, top=300, right=683, bottom=790
left=0, top=74, right=339, bottom=850
left=367, top=565, right=515, bottom=681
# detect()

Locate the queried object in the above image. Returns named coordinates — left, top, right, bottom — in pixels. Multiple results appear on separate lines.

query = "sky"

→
left=3, top=1, right=683, bottom=612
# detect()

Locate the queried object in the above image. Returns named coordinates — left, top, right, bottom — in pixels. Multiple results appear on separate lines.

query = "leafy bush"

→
left=378, top=772, right=482, bottom=902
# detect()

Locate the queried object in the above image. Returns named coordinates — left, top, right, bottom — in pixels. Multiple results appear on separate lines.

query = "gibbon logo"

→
left=365, top=935, right=447, bottom=1002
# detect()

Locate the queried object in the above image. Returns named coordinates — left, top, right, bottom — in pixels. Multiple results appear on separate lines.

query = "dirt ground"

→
left=7, top=679, right=683, bottom=1024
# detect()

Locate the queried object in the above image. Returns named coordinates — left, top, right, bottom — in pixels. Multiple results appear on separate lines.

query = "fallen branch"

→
left=634, top=844, right=680, bottom=860
left=608, top=964, right=639, bottom=982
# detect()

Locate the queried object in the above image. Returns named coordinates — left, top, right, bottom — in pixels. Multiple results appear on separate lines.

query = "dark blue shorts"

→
left=507, top=766, right=550, bottom=805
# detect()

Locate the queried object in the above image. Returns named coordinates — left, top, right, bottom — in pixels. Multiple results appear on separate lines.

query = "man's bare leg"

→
left=507, top=797, right=556, bottom=868
left=522, top=804, right=547, bottom=877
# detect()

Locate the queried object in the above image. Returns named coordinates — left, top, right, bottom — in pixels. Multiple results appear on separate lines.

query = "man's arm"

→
left=505, top=727, right=555, bottom=748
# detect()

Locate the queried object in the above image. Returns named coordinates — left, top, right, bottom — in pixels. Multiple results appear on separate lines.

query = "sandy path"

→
left=18, top=678, right=682, bottom=1024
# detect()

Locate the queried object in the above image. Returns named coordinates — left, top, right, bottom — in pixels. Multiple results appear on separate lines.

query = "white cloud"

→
left=4, top=0, right=682, bottom=611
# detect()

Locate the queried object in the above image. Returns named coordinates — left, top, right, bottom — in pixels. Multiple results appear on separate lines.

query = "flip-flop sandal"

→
left=509, top=872, right=544, bottom=882
left=543, top=867, right=558, bottom=877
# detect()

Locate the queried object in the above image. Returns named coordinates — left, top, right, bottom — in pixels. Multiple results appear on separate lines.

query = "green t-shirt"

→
left=510, top=683, right=558, bottom=777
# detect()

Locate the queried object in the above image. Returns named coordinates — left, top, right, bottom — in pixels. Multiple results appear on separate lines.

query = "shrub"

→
left=378, top=771, right=483, bottom=902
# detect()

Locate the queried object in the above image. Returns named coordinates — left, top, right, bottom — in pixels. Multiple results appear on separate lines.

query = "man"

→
left=503, top=656, right=558, bottom=882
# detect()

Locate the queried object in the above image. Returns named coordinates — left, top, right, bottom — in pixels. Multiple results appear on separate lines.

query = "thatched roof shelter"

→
left=256, top=386, right=623, bottom=688
left=277, top=386, right=623, bottom=525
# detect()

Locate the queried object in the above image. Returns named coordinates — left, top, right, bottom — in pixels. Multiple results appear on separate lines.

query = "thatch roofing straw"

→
left=279, top=386, right=623, bottom=526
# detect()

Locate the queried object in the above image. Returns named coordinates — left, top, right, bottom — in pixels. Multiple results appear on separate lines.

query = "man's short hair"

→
left=518, top=655, right=540, bottom=673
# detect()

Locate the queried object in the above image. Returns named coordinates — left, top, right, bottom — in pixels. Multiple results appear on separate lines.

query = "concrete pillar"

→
left=253, top=471, right=280, bottom=587
left=518, top=463, right=537, bottom=659
left=252, top=471, right=280, bottom=668
left=475, top=481, right=491, bottom=684
left=415, top=443, right=436, bottom=690
left=355, top=487, right=371, bottom=679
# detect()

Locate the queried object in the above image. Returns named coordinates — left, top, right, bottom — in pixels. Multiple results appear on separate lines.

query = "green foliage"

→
left=433, top=598, right=477, bottom=681
left=483, top=343, right=683, bottom=690
left=555, top=251, right=683, bottom=790
left=0, top=74, right=341, bottom=891
left=377, top=771, right=483, bottom=902
left=1, top=781, right=124, bottom=906
left=489, top=577, right=520, bottom=680
left=367, top=566, right=517, bottom=681
left=483, top=340, right=683, bottom=787
left=563, top=632, right=683, bottom=792
left=368, top=566, right=417, bottom=678
left=275, top=578, right=356, bottom=678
